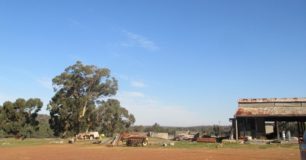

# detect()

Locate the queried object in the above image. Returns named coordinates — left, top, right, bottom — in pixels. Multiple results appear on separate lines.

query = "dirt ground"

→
left=0, top=144, right=299, bottom=160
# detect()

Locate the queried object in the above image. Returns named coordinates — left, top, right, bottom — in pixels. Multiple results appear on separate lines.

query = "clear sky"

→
left=0, top=0, right=306, bottom=126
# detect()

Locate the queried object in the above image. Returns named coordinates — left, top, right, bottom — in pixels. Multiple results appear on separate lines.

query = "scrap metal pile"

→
left=111, top=132, right=148, bottom=147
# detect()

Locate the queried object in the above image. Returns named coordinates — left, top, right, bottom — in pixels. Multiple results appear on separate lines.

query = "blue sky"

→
left=0, top=0, right=306, bottom=126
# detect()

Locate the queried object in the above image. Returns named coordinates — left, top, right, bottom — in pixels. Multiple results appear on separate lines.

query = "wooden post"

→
left=235, top=119, right=238, bottom=141
left=298, top=121, right=305, bottom=138
left=298, top=122, right=300, bottom=137
left=244, top=118, right=247, bottom=137
left=276, top=121, right=280, bottom=140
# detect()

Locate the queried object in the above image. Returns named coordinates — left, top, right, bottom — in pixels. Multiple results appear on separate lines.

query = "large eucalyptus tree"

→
left=48, top=61, right=118, bottom=137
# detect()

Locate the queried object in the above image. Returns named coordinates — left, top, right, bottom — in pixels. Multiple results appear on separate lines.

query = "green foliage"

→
left=0, top=98, right=43, bottom=138
left=151, top=123, right=163, bottom=132
left=212, top=125, right=221, bottom=136
left=48, top=61, right=119, bottom=137
left=132, top=125, right=145, bottom=132
left=133, top=125, right=231, bottom=137
left=30, top=114, right=54, bottom=138
left=0, top=129, right=7, bottom=138
left=140, top=123, right=166, bottom=133
left=95, top=99, right=135, bottom=136
left=0, top=138, right=57, bottom=147
left=164, top=141, right=298, bottom=149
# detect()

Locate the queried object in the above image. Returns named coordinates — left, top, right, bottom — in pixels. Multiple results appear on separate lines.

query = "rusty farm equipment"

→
left=111, top=132, right=148, bottom=147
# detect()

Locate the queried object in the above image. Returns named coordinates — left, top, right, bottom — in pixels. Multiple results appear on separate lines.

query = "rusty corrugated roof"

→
left=235, top=97, right=306, bottom=117
left=238, top=98, right=306, bottom=103
left=235, top=107, right=306, bottom=117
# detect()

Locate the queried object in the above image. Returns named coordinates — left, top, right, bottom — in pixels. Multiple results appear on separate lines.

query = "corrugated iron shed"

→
left=235, top=98, right=306, bottom=118
left=235, top=107, right=306, bottom=117
left=238, top=97, right=306, bottom=103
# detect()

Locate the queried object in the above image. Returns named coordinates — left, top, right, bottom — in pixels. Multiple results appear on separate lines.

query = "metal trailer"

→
left=111, top=132, right=148, bottom=147
left=120, top=132, right=148, bottom=147
left=125, top=136, right=148, bottom=146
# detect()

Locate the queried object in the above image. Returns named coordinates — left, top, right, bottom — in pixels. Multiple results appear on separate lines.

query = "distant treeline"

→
left=0, top=113, right=232, bottom=138
left=130, top=123, right=232, bottom=137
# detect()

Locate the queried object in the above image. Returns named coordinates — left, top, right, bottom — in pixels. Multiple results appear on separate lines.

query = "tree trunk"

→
left=80, top=100, right=88, bottom=118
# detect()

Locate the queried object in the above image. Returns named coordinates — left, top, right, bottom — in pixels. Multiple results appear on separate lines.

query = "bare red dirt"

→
left=0, top=144, right=299, bottom=160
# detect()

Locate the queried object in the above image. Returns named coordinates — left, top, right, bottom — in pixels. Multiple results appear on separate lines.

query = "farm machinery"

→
left=76, top=131, right=100, bottom=140
left=111, top=132, right=148, bottom=147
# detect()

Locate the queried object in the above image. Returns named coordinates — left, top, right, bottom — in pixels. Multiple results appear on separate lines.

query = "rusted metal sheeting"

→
left=121, top=132, right=147, bottom=140
left=235, top=107, right=306, bottom=117
left=239, top=102, right=305, bottom=108
left=197, top=137, right=216, bottom=143
left=239, top=98, right=306, bottom=103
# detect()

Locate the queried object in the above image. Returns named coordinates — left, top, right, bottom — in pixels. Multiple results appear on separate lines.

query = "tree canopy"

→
left=0, top=98, right=43, bottom=138
left=95, top=99, right=135, bottom=136
left=48, top=61, right=133, bottom=137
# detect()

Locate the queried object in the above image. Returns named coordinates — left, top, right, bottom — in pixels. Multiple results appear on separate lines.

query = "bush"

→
left=0, top=129, right=7, bottom=138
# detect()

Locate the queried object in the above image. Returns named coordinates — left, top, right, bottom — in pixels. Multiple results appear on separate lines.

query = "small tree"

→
left=95, top=99, right=135, bottom=136
left=213, top=125, right=220, bottom=137
left=151, top=123, right=163, bottom=132
left=0, top=98, right=42, bottom=138
left=132, top=125, right=145, bottom=132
